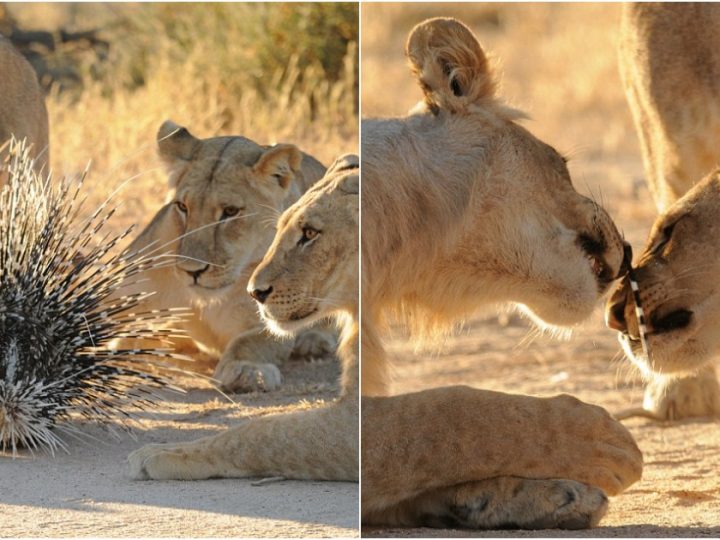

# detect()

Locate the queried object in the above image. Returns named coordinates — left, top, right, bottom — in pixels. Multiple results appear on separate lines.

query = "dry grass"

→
left=8, top=3, right=358, bottom=235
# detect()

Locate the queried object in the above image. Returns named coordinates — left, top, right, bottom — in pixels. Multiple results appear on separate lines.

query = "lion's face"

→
left=155, top=122, right=302, bottom=292
left=454, top=121, right=629, bottom=327
left=248, top=155, right=359, bottom=335
left=361, top=17, right=629, bottom=332
left=606, top=170, right=720, bottom=375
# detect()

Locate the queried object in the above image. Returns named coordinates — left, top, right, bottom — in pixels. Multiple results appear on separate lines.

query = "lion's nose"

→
left=250, top=286, right=273, bottom=304
left=183, top=264, right=209, bottom=284
left=618, top=242, right=633, bottom=279
left=605, top=279, right=630, bottom=332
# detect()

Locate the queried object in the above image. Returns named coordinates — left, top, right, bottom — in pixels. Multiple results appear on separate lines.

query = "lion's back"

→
left=0, top=37, right=49, bottom=170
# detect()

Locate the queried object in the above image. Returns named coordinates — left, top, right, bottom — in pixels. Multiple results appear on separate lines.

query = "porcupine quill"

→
left=0, top=138, right=189, bottom=456
left=627, top=269, right=651, bottom=361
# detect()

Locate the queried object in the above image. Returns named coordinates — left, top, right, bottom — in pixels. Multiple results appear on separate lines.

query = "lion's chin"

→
left=261, top=307, right=323, bottom=337
left=619, top=329, right=710, bottom=378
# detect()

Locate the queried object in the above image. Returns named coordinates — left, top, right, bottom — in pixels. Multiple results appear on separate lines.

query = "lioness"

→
left=0, top=36, right=49, bottom=183
left=607, top=169, right=720, bottom=419
left=361, top=18, right=642, bottom=529
left=128, top=155, right=359, bottom=482
left=617, top=3, right=720, bottom=419
left=123, top=121, right=335, bottom=392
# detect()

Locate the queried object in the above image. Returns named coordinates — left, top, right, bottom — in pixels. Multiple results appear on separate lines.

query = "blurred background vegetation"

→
left=1, top=2, right=358, bottom=230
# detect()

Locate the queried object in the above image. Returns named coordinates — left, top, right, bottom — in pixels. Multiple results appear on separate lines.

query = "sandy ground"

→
left=0, top=358, right=358, bottom=537
left=361, top=3, right=720, bottom=537
left=365, top=312, right=720, bottom=537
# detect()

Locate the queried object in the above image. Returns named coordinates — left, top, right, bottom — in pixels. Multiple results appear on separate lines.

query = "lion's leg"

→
left=290, top=324, right=337, bottom=361
left=361, top=386, right=642, bottom=518
left=213, top=329, right=291, bottom=393
left=128, top=396, right=358, bottom=481
left=364, top=477, right=608, bottom=530
left=618, top=365, right=720, bottom=421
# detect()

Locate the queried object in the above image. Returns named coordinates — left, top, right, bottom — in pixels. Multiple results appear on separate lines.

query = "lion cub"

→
left=360, top=17, right=641, bottom=530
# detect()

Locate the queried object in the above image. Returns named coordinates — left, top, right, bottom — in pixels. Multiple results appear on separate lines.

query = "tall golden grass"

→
left=8, top=3, right=358, bottom=232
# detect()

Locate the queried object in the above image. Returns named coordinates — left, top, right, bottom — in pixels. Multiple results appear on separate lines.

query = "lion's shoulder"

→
left=0, top=37, right=49, bottom=172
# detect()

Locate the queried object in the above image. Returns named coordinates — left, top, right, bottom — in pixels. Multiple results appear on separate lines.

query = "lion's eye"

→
left=652, top=222, right=676, bottom=255
left=221, top=206, right=241, bottom=220
left=298, top=226, right=320, bottom=246
left=175, top=201, right=188, bottom=214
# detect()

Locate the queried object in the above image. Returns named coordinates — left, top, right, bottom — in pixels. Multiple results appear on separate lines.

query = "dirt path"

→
left=0, top=359, right=358, bottom=537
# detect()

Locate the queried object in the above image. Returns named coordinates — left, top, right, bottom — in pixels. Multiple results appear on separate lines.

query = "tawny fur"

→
left=127, top=155, right=359, bottom=482
left=619, top=3, right=720, bottom=214
left=361, top=18, right=642, bottom=528
left=118, top=121, right=335, bottom=393
left=613, top=4, right=720, bottom=419
left=0, top=37, right=49, bottom=183
left=607, top=171, right=720, bottom=419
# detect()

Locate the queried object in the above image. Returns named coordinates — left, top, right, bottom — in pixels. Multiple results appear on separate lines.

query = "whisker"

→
left=128, top=212, right=258, bottom=260
left=155, top=253, right=226, bottom=269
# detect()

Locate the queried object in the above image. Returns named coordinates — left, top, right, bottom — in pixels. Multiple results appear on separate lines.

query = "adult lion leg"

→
left=361, top=386, right=642, bottom=520
left=129, top=395, right=358, bottom=481
left=620, top=6, right=718, bottom=213
left=213, top=329, right=291, bottom=393
left=365, top=477, right=608, bottom=530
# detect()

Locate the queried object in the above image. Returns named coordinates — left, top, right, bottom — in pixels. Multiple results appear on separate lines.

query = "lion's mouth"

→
left=620, top=309, right=693, bottom=348
left=288, top=307, right=319, bottom=322
left=649, top=309, right=694, bottom=335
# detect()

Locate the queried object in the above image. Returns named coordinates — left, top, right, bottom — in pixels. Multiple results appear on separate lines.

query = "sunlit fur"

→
left=359, top=18, right=642, bottom=529
left=128, top=155, right=359, bottom=482
left=362, top=17, right=627, bottom=396
left=116, top=121, right=333, bottom=393
left=0, top=37, right=48, bottom=186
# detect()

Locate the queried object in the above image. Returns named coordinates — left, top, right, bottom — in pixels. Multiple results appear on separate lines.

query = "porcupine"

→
left=0, top=138, right=188, bottom=455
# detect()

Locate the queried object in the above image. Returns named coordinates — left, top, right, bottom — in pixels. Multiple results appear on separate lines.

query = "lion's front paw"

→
left=643, top=370, right=720, bottom=420
left=290, top=329, right=337, bottom=360
left=521, top=479, right=608, bottom=530
left=547, top=394, right=643, bottom=495
left=416, top=477, right=608, bottom=530
left=213, top=360, right=282, bottom=393
left=128, top=443, right=194, bottom=480
left=458, top=478, right=607, bottom=530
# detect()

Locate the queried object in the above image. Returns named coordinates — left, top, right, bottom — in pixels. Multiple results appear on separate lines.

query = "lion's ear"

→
left=253, top=144, right=302, bottom=189
left=157, top=120, right=200, bottom=161
left=156, top=120, right=200, bottom=188
left=406, top=17, right=495, bottom=114
left=327, top=153, right=359, bottom=175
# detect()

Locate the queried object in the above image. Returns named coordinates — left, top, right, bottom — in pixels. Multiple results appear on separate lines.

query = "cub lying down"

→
left=129, top=154, right=359, bottom=482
